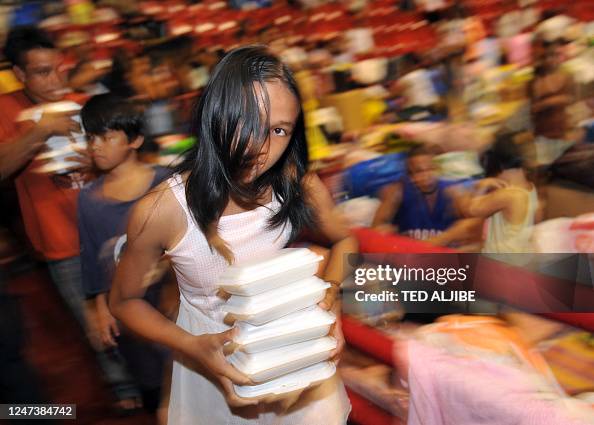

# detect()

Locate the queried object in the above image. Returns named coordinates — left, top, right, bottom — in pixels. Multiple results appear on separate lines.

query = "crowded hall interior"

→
left=1, top=0, right=594, bottom=424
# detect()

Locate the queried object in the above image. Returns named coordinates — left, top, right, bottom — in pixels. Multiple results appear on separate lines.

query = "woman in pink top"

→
left=109, top=46, right=354, bottom=424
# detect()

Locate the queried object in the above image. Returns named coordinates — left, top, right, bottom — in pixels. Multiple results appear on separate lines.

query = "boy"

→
left=79, top=94, right=171, bottom=412
left=373, top=145, right=482, bottom=248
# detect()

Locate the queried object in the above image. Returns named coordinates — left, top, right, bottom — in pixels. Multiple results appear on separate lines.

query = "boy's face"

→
left=89, top=130, right=142, bottom=171
left=408, top=154, right=438, bottom=194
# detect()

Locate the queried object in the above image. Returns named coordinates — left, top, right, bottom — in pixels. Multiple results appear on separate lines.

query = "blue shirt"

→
left=78, top=166, right=170, bottom=298
left=393, top=176, right=458, bottom=240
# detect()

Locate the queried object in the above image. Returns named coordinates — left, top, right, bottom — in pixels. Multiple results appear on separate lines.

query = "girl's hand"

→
left=318, top=281, right=340, bottom=311
left=319, top=283, right=345, bottom=363
left=181, top=328, right=259, bottom=408
left=328, top=321, right=345, bottom=364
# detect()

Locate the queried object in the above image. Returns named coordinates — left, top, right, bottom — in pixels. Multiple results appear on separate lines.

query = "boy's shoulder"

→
left=79, top=175, right=105, bottom=200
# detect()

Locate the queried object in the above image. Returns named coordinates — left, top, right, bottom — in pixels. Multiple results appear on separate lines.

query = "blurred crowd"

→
left=1, top=0, right=594, bottom=422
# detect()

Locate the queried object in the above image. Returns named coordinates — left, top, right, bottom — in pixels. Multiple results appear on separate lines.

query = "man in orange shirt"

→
left=0, top=27, right=87, bottom=325
left=1, top=28, right=147, bottom=413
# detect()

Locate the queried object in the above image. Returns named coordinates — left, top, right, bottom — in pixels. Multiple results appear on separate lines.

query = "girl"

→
left=455, top=133, right=540, bottom=254
left=109, top=46, right=354, bottom=424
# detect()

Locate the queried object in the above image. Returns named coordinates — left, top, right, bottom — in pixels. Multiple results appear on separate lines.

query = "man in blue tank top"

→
left=372, top=146, right=481, bottom=247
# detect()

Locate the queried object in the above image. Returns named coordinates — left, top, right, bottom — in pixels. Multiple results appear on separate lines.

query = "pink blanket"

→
left=403, top=339, right=594, bottom=425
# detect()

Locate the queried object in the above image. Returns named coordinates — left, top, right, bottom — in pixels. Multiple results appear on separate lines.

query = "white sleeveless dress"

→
left=165, top=175, right=351, bottom=425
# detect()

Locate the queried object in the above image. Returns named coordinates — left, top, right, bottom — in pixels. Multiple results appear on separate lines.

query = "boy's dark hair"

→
left=407, top=144, right=438, bottom=160
left=482, top=132, right=524, bottom=177
left=3, top=26, right=55, bottom=68
left=177, top=45, right=314, bottom=259
left=81, top=94, right=144, bottom=142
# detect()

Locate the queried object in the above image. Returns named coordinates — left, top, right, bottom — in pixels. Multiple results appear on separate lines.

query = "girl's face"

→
left=248, top=80, right=300, bottom=181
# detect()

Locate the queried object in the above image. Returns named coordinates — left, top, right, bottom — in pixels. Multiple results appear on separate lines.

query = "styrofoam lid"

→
left=230, top=336, right=337, bottom=375
left=32, top=160, right=81, bottom=174
left=234, top=361, right=336, bottom=398
left=223, top=277, right=330, bottom=315
left=17, top=101, right=81, bottom=122
left=234, top=306, right=335, bottom=346
left=36, top=142, right=87, bottom=160
left=218, top=248, right=323, bottom=286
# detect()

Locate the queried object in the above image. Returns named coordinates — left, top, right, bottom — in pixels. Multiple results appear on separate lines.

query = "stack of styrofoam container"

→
left=17, top=101, right=87, bottom=175
left=218, top=248, right=338, bottom=399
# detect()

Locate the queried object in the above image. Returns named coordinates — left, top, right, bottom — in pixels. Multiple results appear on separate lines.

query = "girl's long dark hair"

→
left=176, top=45, right=314, bottom=262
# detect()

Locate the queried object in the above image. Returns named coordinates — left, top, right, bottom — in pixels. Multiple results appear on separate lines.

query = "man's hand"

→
left=37, top=112, right=81, bottom=137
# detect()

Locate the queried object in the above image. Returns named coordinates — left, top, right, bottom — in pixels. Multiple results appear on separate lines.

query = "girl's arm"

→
left=109, top=188, right=256, bottom=407
left=453, top=178, right=511, bottom=219
left=304, top=173, right=358, bottom=306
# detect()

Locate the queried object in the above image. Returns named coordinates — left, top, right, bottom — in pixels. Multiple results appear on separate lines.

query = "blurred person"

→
left=501, top=26, right=533, bottom=69
left=536, top=9, right=575, bottom=45
left=0, top=27, right=151, bottom=416
left=0, top=160, right=49, bottom=425
left=462, top=8, right=487, bottom=47
left=126, top=53, right=184, bottom=140
left=473, top=26, right=502, bottom=71
left=109, top=46, right=354, bottom=425
left=0, top=26, right=88, bottom=324
left=372, top=145, right=482, bottom=248
left=496, top=0, right=539, bottom=39
left=79, top=94, right=171, bottom=413
left=434, top=6, right=468, bottom=101
left=529, top=39, right=574, bottom=165
left=416, top=0, right=447, bottom=25
left=455, top=133, right=541, bottom=254
left=496, top=0, right=524, bottom=39
left=390, top=53, right=440, bottom=121
left=63, top=35, right=112, bottom=95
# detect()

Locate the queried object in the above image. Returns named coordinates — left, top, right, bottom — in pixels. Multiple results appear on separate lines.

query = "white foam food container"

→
left=222, top=277, right=330, bottom=325
left=31, top=160, right=82, bottom=174
left=229, top=336, right=337, bottom=383
left=234, top=306, right=336, bottom=353
left=36, top=141, right=87, bottom=160
left=32, top=132, right=87, bottom=174
left=218, top=248, right=323, bottom=296
left=234, top=361, right=336, bottom=399
left=16, top=101, right=81, bottom=122
left=28, top=112, right=87, bottom=174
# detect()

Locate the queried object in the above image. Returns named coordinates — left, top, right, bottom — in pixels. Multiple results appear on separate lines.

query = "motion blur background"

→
left=1, top=0, right=594, bottom=424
